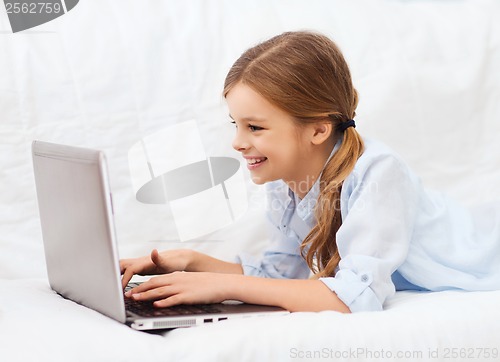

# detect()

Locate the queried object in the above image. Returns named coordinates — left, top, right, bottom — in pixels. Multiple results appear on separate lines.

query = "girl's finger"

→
left=131, top=286, right=173, bottom=301
left=150, top=249, right=165, bottom=268
left=153, top=294, right=183, bottom=308
left=126, top=276, right=172, bottom=295
left=119, top=260, right=131, bottom=273
left=121, top=268, right=134, bottom=289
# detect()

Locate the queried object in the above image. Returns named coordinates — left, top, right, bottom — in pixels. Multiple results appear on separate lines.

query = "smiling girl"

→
left=120, top=31, right=500, bottom=313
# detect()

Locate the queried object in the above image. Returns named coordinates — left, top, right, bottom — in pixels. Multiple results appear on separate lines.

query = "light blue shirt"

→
left=237, top=138, right=500, bottom=312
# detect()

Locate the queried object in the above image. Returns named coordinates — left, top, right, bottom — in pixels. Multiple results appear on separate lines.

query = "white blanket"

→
left=1, top=0, right=500, bottom=361
left=1, top=279, right=499, bottom=362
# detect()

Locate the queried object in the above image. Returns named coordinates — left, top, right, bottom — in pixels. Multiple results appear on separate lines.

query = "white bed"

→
left=1, top=1, right=500, bottom=361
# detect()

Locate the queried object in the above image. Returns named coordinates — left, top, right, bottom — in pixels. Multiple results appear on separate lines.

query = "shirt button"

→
left=361, top=274, right=369, bottom=283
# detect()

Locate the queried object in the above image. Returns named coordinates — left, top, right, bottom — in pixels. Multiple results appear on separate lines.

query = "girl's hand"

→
left=120, top=249, right=194, bottom=289
left=124, top=272, right=231, bottom=307
left=124, top=272, right=351, bottom=313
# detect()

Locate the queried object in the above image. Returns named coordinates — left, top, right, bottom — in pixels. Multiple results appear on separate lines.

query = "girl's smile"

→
left=244, top=156, right=268, bottom=170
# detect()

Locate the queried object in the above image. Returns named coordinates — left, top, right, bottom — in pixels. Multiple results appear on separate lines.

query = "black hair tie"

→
left=338, top=119, right=356, bottom=132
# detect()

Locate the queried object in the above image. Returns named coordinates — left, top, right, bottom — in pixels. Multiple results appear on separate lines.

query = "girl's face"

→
left=226, top=83, right=325, bottom=193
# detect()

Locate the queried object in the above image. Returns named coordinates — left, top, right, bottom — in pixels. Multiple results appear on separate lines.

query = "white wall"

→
left=1, top=0, right=499, bottom=279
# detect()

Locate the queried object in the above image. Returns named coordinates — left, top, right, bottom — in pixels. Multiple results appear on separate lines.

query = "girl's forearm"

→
left=188, top=251, right=243, bottom=274
left=223, top=274, right=351, bottom=313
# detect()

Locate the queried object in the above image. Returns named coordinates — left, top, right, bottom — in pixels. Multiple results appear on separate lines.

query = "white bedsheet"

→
left=1, top=0, right=500, bottom=361
left=1, top=279, right=499, bottom=362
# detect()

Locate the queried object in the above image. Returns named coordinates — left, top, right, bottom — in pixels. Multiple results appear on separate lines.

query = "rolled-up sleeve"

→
left=320, top=268, right=380, bottom=312
left=319, top=152, right=420, bottom=312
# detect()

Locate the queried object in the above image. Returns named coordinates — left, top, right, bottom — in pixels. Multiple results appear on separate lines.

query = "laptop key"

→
left=125, top=298, right=223, bottom=317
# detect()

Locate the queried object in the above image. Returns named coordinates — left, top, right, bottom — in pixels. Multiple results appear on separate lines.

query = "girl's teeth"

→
left=248, top=158, right=266, bottom=165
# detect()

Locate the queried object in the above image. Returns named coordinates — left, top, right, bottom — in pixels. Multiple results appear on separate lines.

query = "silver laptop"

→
left=32, top=140, right=288, bottom=330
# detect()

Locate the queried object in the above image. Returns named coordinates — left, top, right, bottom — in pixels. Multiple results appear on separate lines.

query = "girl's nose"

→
left=232, top=130, right=250, bottom=152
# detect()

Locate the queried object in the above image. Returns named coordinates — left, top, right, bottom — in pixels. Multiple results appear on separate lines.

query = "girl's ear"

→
left=310, top=122, right=333, bottom=145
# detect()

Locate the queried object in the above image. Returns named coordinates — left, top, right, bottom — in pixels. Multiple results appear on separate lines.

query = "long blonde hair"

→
left=223, top=31, right=364, bottom=278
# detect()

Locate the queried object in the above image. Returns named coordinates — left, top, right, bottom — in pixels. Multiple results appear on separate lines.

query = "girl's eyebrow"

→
left=228, top=114, right=266, bottom=123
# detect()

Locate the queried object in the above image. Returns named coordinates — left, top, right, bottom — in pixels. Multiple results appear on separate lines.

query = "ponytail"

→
left=301, top=127, right=364, bottom=278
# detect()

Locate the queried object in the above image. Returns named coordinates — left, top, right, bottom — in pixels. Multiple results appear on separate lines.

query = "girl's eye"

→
left=249, top=125, right=263, bottom=132
left=229, top=121, right=262, bottom=132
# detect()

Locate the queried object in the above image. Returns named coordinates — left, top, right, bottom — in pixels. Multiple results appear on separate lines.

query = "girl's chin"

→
left=250, top=174, right=279, bottom=185
left=250, top=175, right=267, bottom=185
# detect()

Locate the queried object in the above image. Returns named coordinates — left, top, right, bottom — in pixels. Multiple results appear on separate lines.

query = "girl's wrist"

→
left=219, top=273, right=242, bottom=301
left=188, top=251, right=243, bottom=274
left=184, top=249, right=201, bottom=272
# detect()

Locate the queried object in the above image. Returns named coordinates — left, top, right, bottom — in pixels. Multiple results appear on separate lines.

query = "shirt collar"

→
left=292, top=138, right=342, bottom=217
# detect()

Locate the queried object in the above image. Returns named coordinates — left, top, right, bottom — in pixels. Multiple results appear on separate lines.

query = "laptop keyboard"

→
left=124, top=283, right=223, bottom=317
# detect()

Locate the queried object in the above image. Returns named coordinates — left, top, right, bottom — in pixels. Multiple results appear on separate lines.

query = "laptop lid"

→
left=32, top=140, right=126, bottom=323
